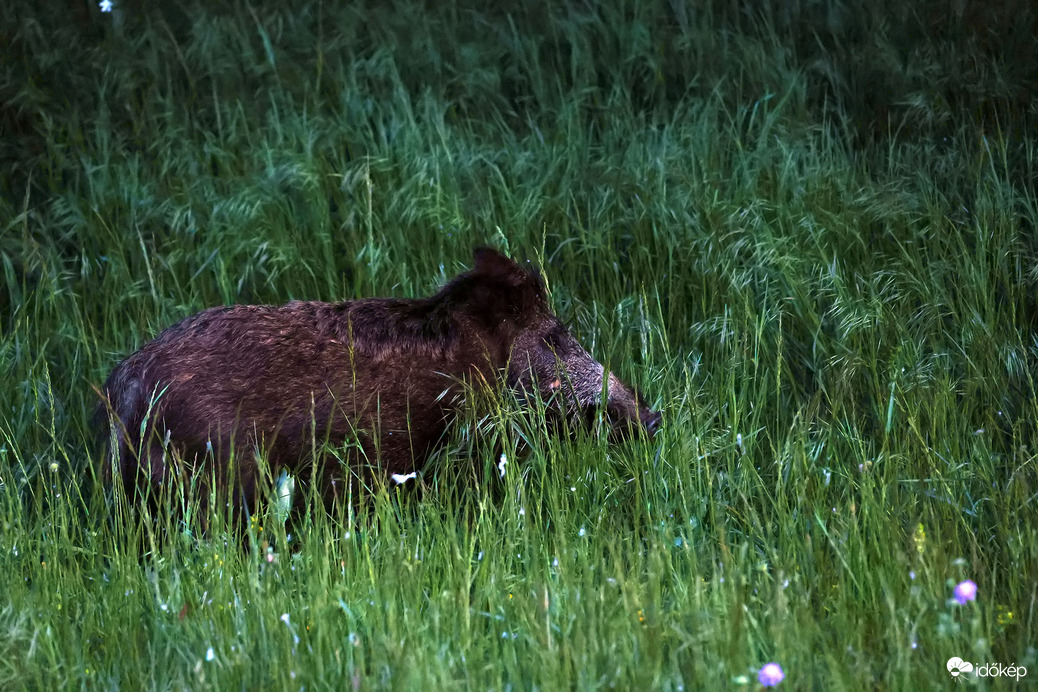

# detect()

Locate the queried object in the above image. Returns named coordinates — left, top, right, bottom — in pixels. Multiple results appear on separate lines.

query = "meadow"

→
left=1, top=1, right=1036, bottom=688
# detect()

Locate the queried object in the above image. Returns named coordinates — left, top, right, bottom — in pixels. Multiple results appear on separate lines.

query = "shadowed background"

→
left=1, top=1, right=1036, bottom=688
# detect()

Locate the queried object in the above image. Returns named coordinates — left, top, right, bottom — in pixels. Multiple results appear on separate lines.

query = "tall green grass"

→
left=1, top=0, right=1035, bottom=688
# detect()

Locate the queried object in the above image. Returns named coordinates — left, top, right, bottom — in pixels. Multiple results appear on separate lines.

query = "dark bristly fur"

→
left=99, top=247, right=660, bottom=511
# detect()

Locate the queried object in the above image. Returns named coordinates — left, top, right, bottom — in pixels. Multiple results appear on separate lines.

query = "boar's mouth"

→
left=600, top=377, right=662, bottom=441
left=605, top=397, right=663, bottom=441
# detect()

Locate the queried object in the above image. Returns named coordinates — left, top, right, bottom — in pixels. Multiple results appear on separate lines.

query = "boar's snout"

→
left=603, top=371, right=662, bottom=441
left=642, top=409, right=663, bottom=436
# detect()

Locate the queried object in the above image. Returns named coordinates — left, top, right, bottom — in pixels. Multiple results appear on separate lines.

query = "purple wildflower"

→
left=758, top=662, right=785, bottom=687
left=953, top=580, right=977, bottom=604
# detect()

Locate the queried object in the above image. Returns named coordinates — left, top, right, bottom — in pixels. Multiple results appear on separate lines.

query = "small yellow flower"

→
left=996, top=605, right=1014, bottom=626
left=912, top=523, right=927, bottom=555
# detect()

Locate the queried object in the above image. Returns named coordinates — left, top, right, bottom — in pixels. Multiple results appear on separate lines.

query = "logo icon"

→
left=947, top=657, right=974, bottom=678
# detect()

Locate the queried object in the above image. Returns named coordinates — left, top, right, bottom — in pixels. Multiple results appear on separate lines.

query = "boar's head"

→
left=468, top=248, right=661, bottom=439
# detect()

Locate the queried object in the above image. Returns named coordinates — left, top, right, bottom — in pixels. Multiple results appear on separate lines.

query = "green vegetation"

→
left=2, top=1, right=1035, bottom=688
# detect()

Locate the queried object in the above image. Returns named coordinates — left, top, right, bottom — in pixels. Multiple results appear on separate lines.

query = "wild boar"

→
left=99, top=247, right=660, bottom=510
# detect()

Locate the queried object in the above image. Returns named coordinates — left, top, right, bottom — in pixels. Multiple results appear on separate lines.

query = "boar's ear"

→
left=470, top=246, right=547, bottom=318
left=473, top=246, right=527, bottom=287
